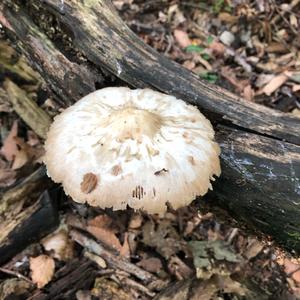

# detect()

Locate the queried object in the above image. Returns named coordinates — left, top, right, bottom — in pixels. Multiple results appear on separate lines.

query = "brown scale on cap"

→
left=188, top=156, right=196, bottom=165
left=81, top=173, right=98, bottom=194
left=111, top=164, right=122, bottom=176
left=132, top=185, right=145, bottom=199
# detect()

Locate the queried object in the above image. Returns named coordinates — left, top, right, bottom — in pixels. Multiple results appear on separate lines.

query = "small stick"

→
left=70, top=229, right=157, bottom=284
left=0, top=267, right=34, bottom=285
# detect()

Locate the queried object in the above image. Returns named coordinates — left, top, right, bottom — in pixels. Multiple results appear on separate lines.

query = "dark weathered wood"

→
left=29, top=259, right=97, bottom=300
left=1, top=0, right=299, bottom=144
left=0, top=168, right=59, bottom=265
left=1, top=0, right=300, bottom=251
left=214, top=126, right=300, bottom=250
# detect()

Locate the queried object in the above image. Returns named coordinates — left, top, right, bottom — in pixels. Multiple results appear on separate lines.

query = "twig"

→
left=120, top=276, right=156, bottom=297
left=270, top=0, right=298, bottom=36
left=70, top=229, right=157, bottom=284
left=0, top=267, right=34, bottom=285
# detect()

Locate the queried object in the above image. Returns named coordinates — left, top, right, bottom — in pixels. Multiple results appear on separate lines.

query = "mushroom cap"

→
left=44, top=88, right=221, bottom=214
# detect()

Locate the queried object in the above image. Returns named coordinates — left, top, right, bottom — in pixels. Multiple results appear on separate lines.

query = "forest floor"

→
left=0, top=0, right=300, bottom=299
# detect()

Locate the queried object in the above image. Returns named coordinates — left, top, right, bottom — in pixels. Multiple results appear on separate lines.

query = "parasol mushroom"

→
left=44, top=87, right=221, bottom=214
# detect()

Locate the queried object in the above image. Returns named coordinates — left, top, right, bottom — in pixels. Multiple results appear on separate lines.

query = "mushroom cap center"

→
left=107, top=107, right=163, bottom=142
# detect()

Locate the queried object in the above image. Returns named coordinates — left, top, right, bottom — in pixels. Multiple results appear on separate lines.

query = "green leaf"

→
left=201, top=53, right=211, bottom=61
left=207, top=36, right=214, bottom=45
left=199, top=72, right=218, bottom=84
left=185, top=45, right=204, bottom=53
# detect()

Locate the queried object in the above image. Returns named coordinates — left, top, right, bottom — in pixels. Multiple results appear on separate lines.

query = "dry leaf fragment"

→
left=81, top=173, right=98, bottom=194
left=292, top=85, right=300, bottom=92
left=137, top=257, right=163, bottom=274
left=119, top=232, right=130, bottom=258
left=87, top=215, right=129, bottom=256
left=209, top=41, right=226, bottom=57
left=30, top=255, right=55, bottom=288
left=174, top=29, right=191, bottom=48
left=11, top=149, right=29, bottom=170
left=218, top=12, right=239, bottom=24
left=262, top=73, right=289, bottom=96
left=87, top=225, right=122, bottom=251
left=243, top=85, right=254, bottom=102
left=42, top=230, right=74, bottom=261
left=182, top=60, right=196, bottom=70
left=0, top=121, right=18, bottom=162
left=244, top=239, right=264, bottom=259
left=128, top=213, right=143, bottom=229
left=284, top=259, right=300, bottom=283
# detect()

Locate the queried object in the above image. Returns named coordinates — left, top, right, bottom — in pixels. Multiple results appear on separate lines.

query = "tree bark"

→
left=1, top=0, right=299, bottom=251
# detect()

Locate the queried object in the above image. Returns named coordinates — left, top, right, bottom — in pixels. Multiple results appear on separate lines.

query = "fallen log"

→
left=0, top=168, right=59, bottom=265
left=1, top=0, right=299, bottom=251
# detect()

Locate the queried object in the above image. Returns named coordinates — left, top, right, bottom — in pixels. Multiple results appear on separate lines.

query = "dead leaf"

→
left=209, top=41, right=226, bottom=57
left=42, top=230, right=74, bottom=261
left=221, top=67, right=249, bottom=92
left=262, top=73, right=289, bottom=96
left=119, top=232, right=130, bottom=258
left=174, top=29, right=191, bottom=49
left=137, top=257, right=163, bottom=274
left=218, top=12, right=239, bottom=24
left=244, top=239, right=264, bottom=259
left=87, top=215, right=129, bottom=256
left=189, top=240, right=241, bottom=279
left=243, top=85, right=254, bottom=102
left=11, top=149, right=29, bottom=170
left=128, top=213, right=143, bottom=229
left=255, top=74, right=275, bottom=88
left=87, top=225, right=122, bottom=252
left=284, top=259, right=300, bottom=284
left=30, top=255, right=55, bottom=288
left=292, top=85, right=300, bottom=92
left=142, top=220, right=187, bottom=259
left=182, top=60, right=196, bottom=70
left=266, top=42, right=288, bottom=53
left=0, top=121, right=18, bottom=162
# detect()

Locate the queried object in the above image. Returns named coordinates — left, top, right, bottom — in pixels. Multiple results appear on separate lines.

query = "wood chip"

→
left=80, top=173, right=98, bottom=194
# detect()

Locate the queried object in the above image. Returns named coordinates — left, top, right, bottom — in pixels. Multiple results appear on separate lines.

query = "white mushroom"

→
left=44, top=87, right=221, bottom=214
